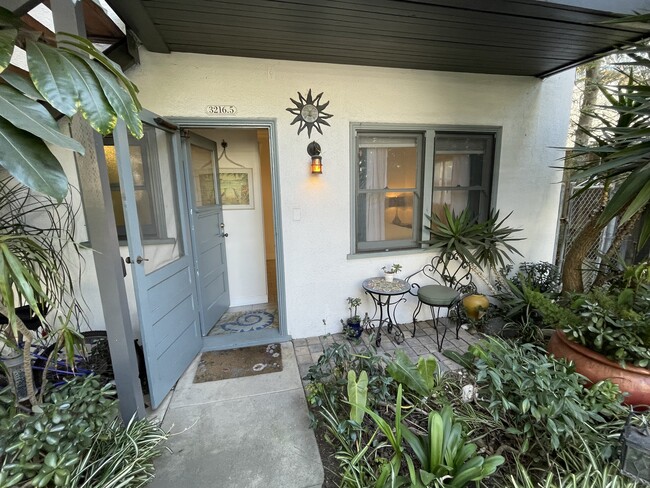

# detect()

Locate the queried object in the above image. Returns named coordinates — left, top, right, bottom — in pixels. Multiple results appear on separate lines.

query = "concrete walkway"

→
left=148, top=342, right=323, bottom=488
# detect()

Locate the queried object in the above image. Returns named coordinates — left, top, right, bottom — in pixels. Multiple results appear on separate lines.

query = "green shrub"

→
left=303, top=341, right=393, bottom=417
left=385, top=350, right=438, bottom=399
left=565, top=280, right=650, bottom=368
left=0, top=375, right=168, bottom=487
left=0, top=376, right=117, bottom=487
left=468, top=337, right=626, bottom=455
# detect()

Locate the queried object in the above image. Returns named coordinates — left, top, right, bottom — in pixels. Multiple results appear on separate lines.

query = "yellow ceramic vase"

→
left=462, top=294, right=489, bottom=321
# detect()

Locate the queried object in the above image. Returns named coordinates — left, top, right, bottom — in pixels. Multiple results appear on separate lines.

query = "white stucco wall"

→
left=90, top=50, right=573, bottom=339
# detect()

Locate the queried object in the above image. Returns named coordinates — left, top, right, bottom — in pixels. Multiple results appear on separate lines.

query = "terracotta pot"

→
left=462, top=294, right=489, bottom=321
left=548, top=331, right=650, bottom=406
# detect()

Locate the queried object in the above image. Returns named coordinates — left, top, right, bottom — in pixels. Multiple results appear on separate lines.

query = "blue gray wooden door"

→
left=114, top=114, right=202, bottom=408
left=183, top=132, right=230, bottom=336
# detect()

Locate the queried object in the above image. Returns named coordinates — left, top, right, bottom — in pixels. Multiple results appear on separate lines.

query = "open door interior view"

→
left=104, top=116, right=282, bottom=408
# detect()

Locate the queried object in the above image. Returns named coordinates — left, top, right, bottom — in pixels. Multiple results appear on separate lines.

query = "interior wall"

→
left=193, top=128, right=268, bottom=307
left=257, top=129, right=276, bottom=260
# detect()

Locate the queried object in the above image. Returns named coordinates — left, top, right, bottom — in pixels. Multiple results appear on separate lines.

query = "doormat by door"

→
left=193, top=343, right=283, bottom=383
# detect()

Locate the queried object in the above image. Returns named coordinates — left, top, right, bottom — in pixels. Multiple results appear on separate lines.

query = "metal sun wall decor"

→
left=286, top=89, right=333, bottom=137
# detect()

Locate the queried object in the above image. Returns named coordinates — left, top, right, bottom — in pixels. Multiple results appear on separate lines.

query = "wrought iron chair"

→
left=406, top=252, right=476, bottom=352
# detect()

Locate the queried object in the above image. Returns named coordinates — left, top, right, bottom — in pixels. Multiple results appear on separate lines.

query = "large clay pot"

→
left=462, top=294, right=489, bottom=321
left=548, top=331, right=650, bottom=406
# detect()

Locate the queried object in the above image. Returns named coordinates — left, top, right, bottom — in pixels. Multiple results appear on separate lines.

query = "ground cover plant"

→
left=0, top=376, right=167, bottom=487
left=305, top=336, right=637, bottom=487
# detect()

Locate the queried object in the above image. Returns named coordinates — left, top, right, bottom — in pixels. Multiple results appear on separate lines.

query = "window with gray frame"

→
left=352, top=125, right=497, bottom=254
left=103, top=125, right=168, bottom=241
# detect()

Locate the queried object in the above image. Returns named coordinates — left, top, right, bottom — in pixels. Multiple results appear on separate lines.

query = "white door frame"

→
left=170, top=118, right=289, bottom=350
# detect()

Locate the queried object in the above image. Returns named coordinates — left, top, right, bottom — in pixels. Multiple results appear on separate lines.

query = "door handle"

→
left=126, top=256, right=149, bottom=264
left=220, top=233, right=229, bottom=238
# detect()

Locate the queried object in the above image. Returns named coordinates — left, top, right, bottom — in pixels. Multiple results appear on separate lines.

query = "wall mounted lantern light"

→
left=307, top=141, right=323, bottom=174
left=620, top=411, right=650, bottom=485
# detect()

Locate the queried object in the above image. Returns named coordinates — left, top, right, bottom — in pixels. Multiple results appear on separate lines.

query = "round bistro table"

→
left=362, top=277, right=410, bottom=346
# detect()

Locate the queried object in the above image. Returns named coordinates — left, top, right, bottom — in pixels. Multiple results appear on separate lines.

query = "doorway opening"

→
left=181, top=123, right=285, bottom=349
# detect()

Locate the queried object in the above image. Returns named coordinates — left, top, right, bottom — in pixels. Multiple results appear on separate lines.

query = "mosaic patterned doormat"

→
left=193, top=343, right=283, bottom=383
left=214, top=309, right=278, bottom=334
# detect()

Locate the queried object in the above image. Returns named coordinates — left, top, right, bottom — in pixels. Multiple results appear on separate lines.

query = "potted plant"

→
left=382, top=264, right=402, bottom=282
left=341, top=297, right=363, bottom=339
left=424, top=205, right=523, bottom=321
left=542, top=261, right=650, bottom=405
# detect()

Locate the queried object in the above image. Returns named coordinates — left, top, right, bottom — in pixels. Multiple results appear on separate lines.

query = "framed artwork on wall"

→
left=219, top=168, right=254, bottom=209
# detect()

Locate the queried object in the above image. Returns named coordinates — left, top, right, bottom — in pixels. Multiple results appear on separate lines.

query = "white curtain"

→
left=433, top=154, right=470, bottom=215
left=365, top=148, right=387, bottom=241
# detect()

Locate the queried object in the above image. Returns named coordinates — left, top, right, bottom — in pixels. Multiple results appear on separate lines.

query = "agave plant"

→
left=425, top=205, right=523, bottom=271
left=424, top=205, right=523, bottom=292
left=0, top=6, right=142, bottom=201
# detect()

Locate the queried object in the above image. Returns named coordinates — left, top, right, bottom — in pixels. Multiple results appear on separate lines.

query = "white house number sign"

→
left=206, top=105, right=237, bottom=115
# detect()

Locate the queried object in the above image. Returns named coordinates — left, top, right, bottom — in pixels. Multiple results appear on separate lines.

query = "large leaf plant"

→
left=0, top=6, right=143, bottom=202
left=0, top=7, right=142, bottom=404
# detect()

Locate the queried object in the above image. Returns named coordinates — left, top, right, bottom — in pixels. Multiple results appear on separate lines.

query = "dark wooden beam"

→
left=20, top=13, right=57, bottom=46
left=107, top=0, right=169, bottom=53
left=82, top=0, right=124, bottom=43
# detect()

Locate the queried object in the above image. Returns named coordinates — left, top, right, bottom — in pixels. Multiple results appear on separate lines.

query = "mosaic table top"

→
left=362, top=277, right=410, bottom=295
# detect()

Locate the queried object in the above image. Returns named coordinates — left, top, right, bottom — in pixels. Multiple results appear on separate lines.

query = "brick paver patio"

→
left=293, top=320, right=481, bottom=383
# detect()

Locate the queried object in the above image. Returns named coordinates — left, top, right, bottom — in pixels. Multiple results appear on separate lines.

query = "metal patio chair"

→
left=406, top=252, right=476, bottom=352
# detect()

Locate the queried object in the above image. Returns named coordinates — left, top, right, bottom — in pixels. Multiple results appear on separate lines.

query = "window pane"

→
left=143, top=127, right=184, bottom=275
left=432, top=189, right=483, bottom=220
left=357, top=192, right=415, bottom=244
left=190, top=144, right=217, bottom=207
left=358, top=135, right=418, bottom=190
left=105, top=145, right=145, bottom=186
left=432, top=133, right=494, bottom=222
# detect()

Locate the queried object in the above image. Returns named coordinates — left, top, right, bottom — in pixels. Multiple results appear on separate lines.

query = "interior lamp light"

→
left=307, top=141, right=323, bottom=174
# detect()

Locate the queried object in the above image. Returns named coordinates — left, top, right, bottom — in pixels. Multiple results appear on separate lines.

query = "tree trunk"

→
left=592, top=207, right=645, bottom=287
left=561, top=209, right=608, bottom=294
left=557, top=61, right=602, bottom=268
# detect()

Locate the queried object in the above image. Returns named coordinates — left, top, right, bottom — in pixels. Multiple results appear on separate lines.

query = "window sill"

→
left=347, top=247, right=431, bottom=260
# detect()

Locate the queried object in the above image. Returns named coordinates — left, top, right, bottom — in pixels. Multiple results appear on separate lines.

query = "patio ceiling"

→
left=106, top=0, right=650, bottom=78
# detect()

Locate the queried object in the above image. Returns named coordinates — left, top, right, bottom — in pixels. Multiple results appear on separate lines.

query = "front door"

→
left=113, top=112, right=202, bottom=408
left=183, top=132, right=230, bottom=335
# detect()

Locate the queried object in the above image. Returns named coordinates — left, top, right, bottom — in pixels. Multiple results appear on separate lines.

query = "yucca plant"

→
left=561, top=21, right=650, bottom=293
left=424, top=205, right=523, bottom=292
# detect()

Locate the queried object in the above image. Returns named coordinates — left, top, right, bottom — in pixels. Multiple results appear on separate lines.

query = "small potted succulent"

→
left=382, top=264, right=403, bottom=282
left=341, top=297, right=363, bottom=339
